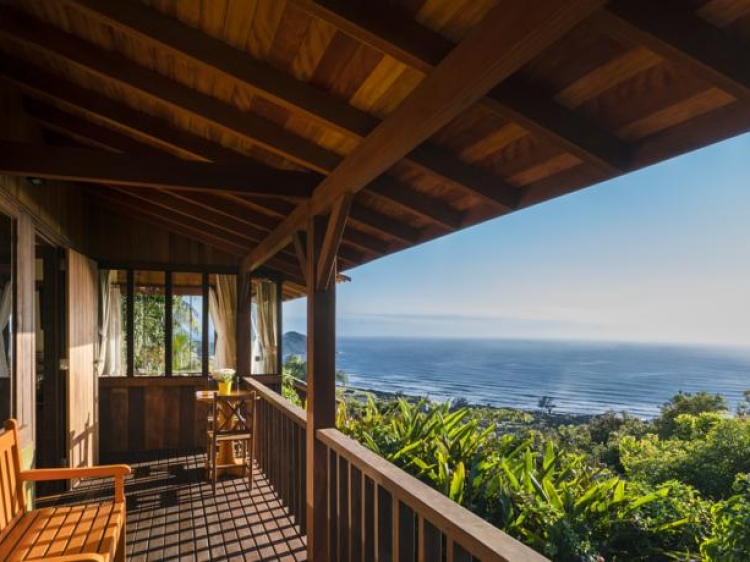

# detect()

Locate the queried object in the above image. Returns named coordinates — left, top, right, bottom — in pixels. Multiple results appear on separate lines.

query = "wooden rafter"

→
left=56, top=0, right=518, bottom=224
left=24, top=99, right=158, bottom=156
left=0, top=57, right=244, bottom=162
left=0, top=142, right=314, bottom=197
left=0, top=6, right=339, bottom=173
left=21, top=94, right=387, bottom=262
left=289, top=0, right=627, bottom=173
left=244, top=0, right=605, bottom=271
left=592, top=0, right=750, bottom=104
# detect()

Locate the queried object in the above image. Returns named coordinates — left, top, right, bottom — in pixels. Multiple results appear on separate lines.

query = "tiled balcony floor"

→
left=37, top=450, right=307, bottom=562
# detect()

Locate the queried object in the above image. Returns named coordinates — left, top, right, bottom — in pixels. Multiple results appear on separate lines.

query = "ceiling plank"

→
left=44, top=2, right=510, bottom=228
left=289, top=0, right=625, bottom=173
left=0, top=6, right=340, bottom=173
left=245, top=0, right=604, bottom=270
left=62, top=0, right=374, bottom=139
left=593, top=0, right=750, bottom=104
left=0, top=142, right=315, bottom=197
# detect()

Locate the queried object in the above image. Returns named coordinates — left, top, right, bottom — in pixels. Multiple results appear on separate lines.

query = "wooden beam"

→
left=246, top=0, right=603, bottom=270
left=0, top=142, right=314, bottom=197
left=316, top=194, right=353, bottom=291
left=0, top=6, right=340, bottom=173
left=593, top=0, right=750, bottom=104
left=290, top=0, right=624, bottom=172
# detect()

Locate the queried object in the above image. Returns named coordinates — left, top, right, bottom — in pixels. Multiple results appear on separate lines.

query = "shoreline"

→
left=339, top=384, right=601, bottom=426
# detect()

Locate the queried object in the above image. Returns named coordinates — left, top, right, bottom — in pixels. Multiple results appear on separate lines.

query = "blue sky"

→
left=284, top=133, right=750, bottom=347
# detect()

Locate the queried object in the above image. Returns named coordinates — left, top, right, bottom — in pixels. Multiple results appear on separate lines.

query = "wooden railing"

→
left=245, top=378, right=307, bottom=535
left=318, top=429, right=548, bottom=562
left=246, top=377, right=547, bottom=561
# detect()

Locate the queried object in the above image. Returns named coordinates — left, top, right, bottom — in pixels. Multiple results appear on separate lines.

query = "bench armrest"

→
left=44, top=554, right=105, bottom=562
left=21, top=465, right=131, bottom=502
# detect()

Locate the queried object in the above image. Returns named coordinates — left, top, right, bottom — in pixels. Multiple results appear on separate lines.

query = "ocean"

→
left=334, top=337, right=750, bottom=418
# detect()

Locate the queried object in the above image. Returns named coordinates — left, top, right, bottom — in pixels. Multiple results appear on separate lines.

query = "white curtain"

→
left=97, top=270, right=122, bottom=377
left=256, top=279, right=279, bottom=374
left=209, top=275, right=236, bottom=369
left=0, top=281, right=11, bottom=379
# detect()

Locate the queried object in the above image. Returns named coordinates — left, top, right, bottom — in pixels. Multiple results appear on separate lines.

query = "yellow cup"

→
left=218, top=381, right=233, bottom=395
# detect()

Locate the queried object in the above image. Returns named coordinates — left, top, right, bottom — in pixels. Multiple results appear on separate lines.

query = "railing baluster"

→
left=378, top=487, right=393, bottom=562
left=350, top=465, right=363, bottom=562
left=329, top=449, right=339, bottom=562
left=398, top=502, right=416, bottom=562
left=365, top=476, right=375, bottom=562
left=418, top=517, right=442, bottom=562
left=338, top=454, right=350, bottom=561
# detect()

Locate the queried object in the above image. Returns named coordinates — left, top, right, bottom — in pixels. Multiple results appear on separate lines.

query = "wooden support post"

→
left=306, top=213, right=337, bottom=561
left=236, top=271, right=252, bottom=378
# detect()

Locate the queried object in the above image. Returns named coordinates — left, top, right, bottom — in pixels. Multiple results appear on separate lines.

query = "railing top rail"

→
left=318, top=427, right=549, bottom=562
left=243, top=377, right=307, bottom=427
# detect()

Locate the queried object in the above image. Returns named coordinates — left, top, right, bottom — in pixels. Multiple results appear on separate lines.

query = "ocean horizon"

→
left=330, top=336, right=750, bottom=418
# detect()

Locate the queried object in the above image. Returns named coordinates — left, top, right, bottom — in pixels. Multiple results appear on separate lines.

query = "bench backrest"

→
left=0, top=419, right=26, bottom=533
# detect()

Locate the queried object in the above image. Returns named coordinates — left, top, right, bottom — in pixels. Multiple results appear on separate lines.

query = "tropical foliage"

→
left=281, top=381, right=750, bottom=561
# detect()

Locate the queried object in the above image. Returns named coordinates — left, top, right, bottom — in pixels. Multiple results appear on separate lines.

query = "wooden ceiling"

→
left=2, top=0, right=750, bottom=293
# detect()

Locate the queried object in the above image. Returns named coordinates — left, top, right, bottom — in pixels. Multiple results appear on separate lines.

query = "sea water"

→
left=334, top=337, right=750, bottom=418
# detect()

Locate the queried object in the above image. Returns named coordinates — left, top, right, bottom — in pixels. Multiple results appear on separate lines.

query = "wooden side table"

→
left=196, top=390, right=254, bottom=478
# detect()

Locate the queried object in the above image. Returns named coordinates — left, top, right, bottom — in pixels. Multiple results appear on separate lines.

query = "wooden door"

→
left=66, top=249, right=98, bottom=469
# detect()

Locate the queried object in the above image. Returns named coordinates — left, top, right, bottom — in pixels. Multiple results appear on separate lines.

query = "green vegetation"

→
left=282, top=365, right=750, bottom=560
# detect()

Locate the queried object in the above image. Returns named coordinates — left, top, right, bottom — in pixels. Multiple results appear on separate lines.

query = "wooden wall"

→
left=99, top=377, right=212, bottom=455
left=87, top=204, right=240, bottom=269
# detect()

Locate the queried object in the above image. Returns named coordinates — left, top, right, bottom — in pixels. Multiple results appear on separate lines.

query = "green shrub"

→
left=701, top=474, right=750, bottom=561
left=620, top=414, right=750, bottom=499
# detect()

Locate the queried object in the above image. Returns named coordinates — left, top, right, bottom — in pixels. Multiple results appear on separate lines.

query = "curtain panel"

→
left=0, top=281, right=11, bottom=378
left=97, top=270, right=122, bottom=376
left=255, top=279, right=279, bottom=374
left=209, top=274, right=237, bottom=370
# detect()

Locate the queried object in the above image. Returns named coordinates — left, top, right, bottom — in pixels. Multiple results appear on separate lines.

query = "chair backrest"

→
left=212, top=392, right=258, bottom=434
left=0, top=419, right=27, bottom=532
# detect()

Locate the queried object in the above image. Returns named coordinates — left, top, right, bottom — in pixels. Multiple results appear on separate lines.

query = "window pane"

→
left=134, top=270, right=166, bottom=376
left=172, top=272, right=204, bottom=376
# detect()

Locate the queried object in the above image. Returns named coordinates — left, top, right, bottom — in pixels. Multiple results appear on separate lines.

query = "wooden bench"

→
left=0, top=419, right=131, bottom=562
